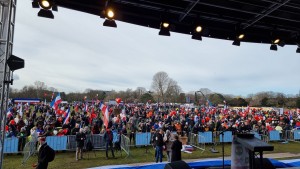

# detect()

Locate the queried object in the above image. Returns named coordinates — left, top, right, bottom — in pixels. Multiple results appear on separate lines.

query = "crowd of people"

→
left=4, top=101, right=300, bottom=163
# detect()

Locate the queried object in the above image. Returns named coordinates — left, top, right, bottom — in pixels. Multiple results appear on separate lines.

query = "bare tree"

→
left=34, top=81, right=47, bottom=98
left=151, top=71, right=170, bottom=102
left=135, top=87, right=146, bottom=96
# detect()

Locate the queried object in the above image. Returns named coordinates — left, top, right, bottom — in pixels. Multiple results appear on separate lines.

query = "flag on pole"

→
left=50, top=93, right=62, bottom=110
left=7, top=107, right=13, bottom=117
left=63, top=108, right=70, bottom=125
left=101, top=104, right=110, bottom=128
left=18, top=103, right=23, bottom=117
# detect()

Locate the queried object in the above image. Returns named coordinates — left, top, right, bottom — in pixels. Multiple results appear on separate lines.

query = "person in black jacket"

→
left=34, top=137, right=50, bottom=169
left=171, top=135, right=182, bottom=162
left=76, top=128, right=86, bottom=161
left=155, top=129, right=164, bottom=163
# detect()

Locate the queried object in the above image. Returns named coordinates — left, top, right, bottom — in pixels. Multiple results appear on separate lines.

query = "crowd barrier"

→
left=120, top=134, right=130, bottom=158
left=47, top=136, right=68, bottom=151
left=3, top=137, right=18, bottom=153
left=218, top=131, right=233, bottom=143
left=22, top=141, right=36, bottom=164
left=189, top=133, right=205, bottom=152
left=4, top=129, right=300, bottom=154
left=198, top=131, right=213, bottom=143
left=135, top=132, right=151, bottom=146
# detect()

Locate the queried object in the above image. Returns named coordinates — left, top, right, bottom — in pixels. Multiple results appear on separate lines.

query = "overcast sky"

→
left=12, top=1, right=300, bottom=97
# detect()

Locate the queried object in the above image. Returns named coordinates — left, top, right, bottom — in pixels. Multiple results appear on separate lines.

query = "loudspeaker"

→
left=254, top=158, right=275, bottom=169
left=164, top=161, right=191, bottom=169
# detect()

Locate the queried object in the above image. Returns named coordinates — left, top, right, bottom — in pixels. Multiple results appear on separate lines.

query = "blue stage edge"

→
left=88, top=158, right=300, bottom=169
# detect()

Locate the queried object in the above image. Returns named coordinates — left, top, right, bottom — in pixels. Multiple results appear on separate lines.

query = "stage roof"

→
left=54, top=0, right=300, bottom=46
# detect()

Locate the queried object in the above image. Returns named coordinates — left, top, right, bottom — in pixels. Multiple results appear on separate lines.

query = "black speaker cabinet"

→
left=164, top=160, right=191, bottom=169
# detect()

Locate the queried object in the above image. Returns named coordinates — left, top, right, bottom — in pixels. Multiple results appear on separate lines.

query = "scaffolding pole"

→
left=0, top=0, right=16, bottom=168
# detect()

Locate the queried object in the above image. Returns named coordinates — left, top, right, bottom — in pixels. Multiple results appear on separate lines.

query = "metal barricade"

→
left=289, top=129, right=300, bottom=142
left=199, top=131, right=213, bottom=143
left=67, top=135, right=77, bottom=150
left=218, top=131, right=233, bottom=143
left=92, top=134, right=105, bottom=149
left=135, top=132, right=151, bottom=146
left=22, top=141, right=37, bottom=164
left=189, top=133, right=205, bottom=153
left=3, top=137, right=18, bottom=153
left=46, top=136, right=67, bottom=151
left=269, top=130, right=280, bottom=141
left=120, top=134, right=130, bottom=158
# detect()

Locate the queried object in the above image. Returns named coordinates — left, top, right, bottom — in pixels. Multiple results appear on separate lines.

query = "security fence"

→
left=22, top=141, right=37, bottom=164
left=120, top=134, right=130, bottom=158
left=3, top=129, right=300, bottom=155
left=189, top=133, right=205, bottom=153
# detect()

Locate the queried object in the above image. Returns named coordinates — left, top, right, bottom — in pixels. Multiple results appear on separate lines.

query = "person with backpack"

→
left=103, top=127, right=115, bottom=159
left=33, top=136, right=55, bottom=169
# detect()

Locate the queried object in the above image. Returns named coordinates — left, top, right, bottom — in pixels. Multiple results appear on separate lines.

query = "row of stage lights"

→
left=32, top=0, right=300, bottom=53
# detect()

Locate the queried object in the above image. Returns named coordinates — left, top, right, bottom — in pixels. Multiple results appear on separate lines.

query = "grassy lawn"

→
left=3, top=142, right=300, bottom=169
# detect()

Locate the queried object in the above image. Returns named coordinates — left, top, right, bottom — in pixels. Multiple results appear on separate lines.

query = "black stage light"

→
left=232, top=39, right=240, bottom=46
left=270, top=44, right=278, bottom=51
left=103, top=19, right=117, bottom=27
left=278, top=40, right=285, bottom=47
left=191, top=25, right=202, bottom=41
left=159, top=21, right=170, bottom=36
left=32, top=0, right=39, bottom=8
left=103, top=8, right=117, bottom=27
left=38, top=9, right=54, bottom=19
left=296, top=47, right=300, bottom=53
left=39, top=0, right=52, bottom=10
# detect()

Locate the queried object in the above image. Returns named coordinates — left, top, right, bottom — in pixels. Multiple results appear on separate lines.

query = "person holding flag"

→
left=100, top=102, right=112, bottom=129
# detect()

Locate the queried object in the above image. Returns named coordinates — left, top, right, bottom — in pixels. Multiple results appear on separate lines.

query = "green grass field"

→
left=3, top=142, right=300, bottom=169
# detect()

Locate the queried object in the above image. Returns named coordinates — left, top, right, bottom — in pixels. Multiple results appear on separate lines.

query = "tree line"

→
left=9, top=72, right=300, bottom=108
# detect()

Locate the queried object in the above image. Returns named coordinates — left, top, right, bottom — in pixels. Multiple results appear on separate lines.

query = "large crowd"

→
left=5, top=101, right=300, bottom=152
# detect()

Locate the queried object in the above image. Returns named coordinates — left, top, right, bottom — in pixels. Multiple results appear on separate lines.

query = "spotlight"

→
left=238, top=33, right=245, bottom=40
left=270, top=44, right=277, bottom=51
left=102, top=8, right=117, bottom=27
left=232, top=39, right=240, bottom=46
left=162, top=22, right=169, bottom=28
left=39, top=0, right=52, bottom=10
left=296, top=47, right=300, bottom=53
left=159, top=21, right=170, bottom=36
left=32, top=0, right=56, bottom=19
left=195, top=26, right=202, bottom=33
left=278, top=40, right=285, bottom=47
left=232, top=28, right=244, bottom=46
left=192, top=33, right=202, bottom=41
left=191, top=25, right=203, bottom=41
left=106, top=9, right=114, bottom=19
left=38, top=9, right=54, bottom=19
left=32, top=0, right=39, bottom=8
left=103, top=19, right=117, bottom=27
left=273, top=38, right=280, bottom=44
